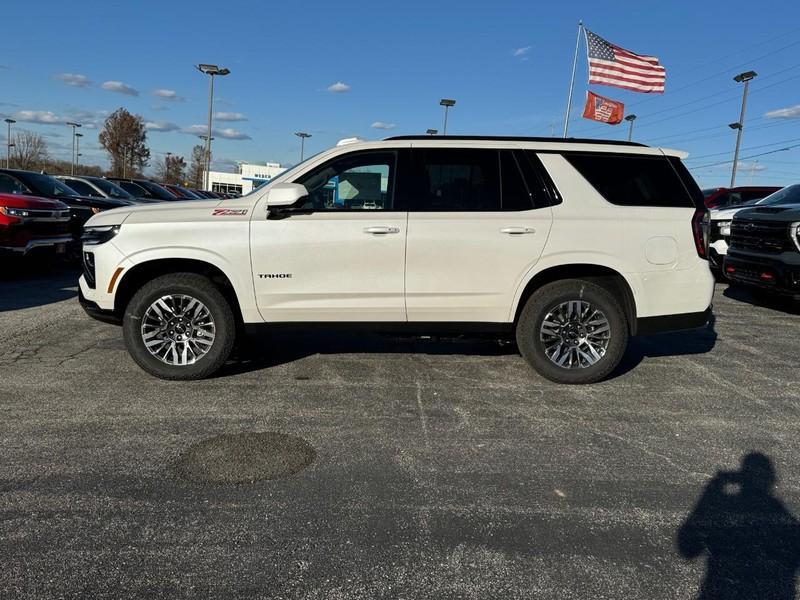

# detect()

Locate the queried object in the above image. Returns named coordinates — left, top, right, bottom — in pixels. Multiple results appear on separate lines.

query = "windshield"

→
left=241, top=152, right=324, bottom=197
left=135, top=180, right=178, bottom=200
left=702, top=188, right=720, bottom=198
left=756, top=185, right=800, bottom=207
left=88, top=177, right=134, bottom=199
left=19, top=171, right=81, bottom=197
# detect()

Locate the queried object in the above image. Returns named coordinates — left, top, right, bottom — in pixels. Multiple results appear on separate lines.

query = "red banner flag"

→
left=582, top=91, right=624, bottom=124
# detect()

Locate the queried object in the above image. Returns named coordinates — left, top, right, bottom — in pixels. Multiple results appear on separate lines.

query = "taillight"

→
left=692, top=209, right=709, bottom=259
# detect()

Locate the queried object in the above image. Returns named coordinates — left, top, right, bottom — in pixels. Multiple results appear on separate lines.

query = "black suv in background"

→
left=107, top=178, right=181, bottom=201
left=724, top=184, right=800, bottom=298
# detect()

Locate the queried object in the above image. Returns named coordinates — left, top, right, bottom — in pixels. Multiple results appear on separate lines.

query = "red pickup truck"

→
left=0, top=193, right=72, bottom=256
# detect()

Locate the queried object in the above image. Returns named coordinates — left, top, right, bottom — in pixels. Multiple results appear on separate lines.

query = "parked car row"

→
left=0, top=167, right=236, bottom=259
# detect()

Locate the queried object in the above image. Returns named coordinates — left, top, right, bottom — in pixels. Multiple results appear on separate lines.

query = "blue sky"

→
left=1, top=0, right=799, bottom=187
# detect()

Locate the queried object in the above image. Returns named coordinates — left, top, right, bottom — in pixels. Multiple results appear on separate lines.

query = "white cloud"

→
left=327, top=81, right=351, bottom=93
left=512, top=46, right=531, bottom=58
left=56, top=73, right=92, bottom=88
left=12, top=110, right=62, bottom=124
left=153, top=88, right=184, bottom=102
left=214, top=112, right=247, bottom=122
left=765, top=105, right=800, bottom=119
left=181, top=124, right=251, bottom=140
left=371, top=121, right=396, bottom=130
left=145, top=121, right=180, bottom=132
left=101, top=81, right=139, bottom=96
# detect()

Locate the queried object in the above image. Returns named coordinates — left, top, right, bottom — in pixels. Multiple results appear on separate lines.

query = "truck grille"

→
left=729, top=219, right=794, bottom=254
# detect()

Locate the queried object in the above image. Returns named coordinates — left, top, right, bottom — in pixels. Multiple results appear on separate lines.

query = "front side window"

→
left=408, top=149, right=500, bottom=212
left=295, top=151, right=395, bottom=211
left=118, top=181, right=149, bottom=197
left=0, top=174, right=29, bottom=195
left=64, top=179, right=101, bottom=197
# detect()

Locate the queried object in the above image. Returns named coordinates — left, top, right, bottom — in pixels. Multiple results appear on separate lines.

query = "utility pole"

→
left=439, top=99, right=456, bottom=135
left=625, top=114, right=637, bottom=142
left=196, top=64, right=230, bottom=190
left=730, top=70, right=757, bottom=187
left=66, top=121, right=81, bottom=175
left=75, top=133, right=83, bottom=174
left=4, top=118, right=15, bottom=168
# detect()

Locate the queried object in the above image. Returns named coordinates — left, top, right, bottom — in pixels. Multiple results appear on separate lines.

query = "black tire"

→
left=122, top=273, right=236, bottom=380
left=516, top=279, right=628, bottom=384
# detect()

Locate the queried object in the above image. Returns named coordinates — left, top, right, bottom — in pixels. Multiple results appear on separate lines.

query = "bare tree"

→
left=98, top=108, right=151, bottom=177
left=155, top=154, right=187, bottom=184
left=11, top=130, right=49, bottom=170
left=187, top=144, right=208, bottom=189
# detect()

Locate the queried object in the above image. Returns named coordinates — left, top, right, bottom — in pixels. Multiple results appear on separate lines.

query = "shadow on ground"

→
left=678, top=452, right=800, bottom=599
left=0, top=263, right=79, bottom=311
left=723, top=285, right=800, bottom=315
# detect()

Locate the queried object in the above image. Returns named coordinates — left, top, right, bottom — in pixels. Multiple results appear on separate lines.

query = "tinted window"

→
left=296, top=151, right=395, bottom=211
left=63, top=179, right=100, bottom=197
left=15, top=172, right=78, bottom=197
left=407, top=149, right=500, bottom=211
left=741, top=190, right=772, bottom=204
left=135, top=181, right=177, bottom=200
left=0, top=173, right=29, bottom=194
left=117, top=181, right=149, bottom=197
left=88, top=178, right=133, bottom=199
left=759, top=185, right=800, bottom=206
left=500, top=151, right=534, bottom=211
left=565, top=153, right=697, bottom=208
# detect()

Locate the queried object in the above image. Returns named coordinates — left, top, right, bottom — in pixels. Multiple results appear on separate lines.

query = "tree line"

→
left=5, top=107, right=211, bottom=188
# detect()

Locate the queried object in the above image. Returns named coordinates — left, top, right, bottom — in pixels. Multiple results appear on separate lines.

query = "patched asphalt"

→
left=2, top=265, right=800, bottom=599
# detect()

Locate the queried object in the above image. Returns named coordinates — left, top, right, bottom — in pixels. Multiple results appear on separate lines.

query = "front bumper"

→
left=0, top=235, right=73, bottom=256
left=724, top=252, right=800, bottom=298
left=78, top=286, right=122, bottom=325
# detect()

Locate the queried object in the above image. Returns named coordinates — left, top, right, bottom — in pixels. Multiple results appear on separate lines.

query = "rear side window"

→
left=564, top=153, right=699, bottom=208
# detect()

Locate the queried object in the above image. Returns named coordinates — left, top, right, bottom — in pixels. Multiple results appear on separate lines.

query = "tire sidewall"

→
left=517, top=279, right=628, bottom=384
left=122, top=274, right=235, bottom=380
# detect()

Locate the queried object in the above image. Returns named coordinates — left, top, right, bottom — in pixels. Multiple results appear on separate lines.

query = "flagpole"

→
left=562, top=20, right=583, bottom=138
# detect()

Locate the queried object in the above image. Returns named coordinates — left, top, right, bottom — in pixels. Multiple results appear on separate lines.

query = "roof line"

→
left=384, top=135, right=647, bottom=147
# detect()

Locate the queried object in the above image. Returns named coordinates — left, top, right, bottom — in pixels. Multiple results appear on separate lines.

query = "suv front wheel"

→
left=122, top=273, right=236, bottom=380
left=516, top=279, right=628, bottom=384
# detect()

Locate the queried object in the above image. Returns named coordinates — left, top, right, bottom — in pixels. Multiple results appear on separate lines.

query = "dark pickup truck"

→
left=724, top=185, right=800, bottom=298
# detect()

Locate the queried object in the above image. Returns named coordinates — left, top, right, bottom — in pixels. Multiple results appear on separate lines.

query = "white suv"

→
left=79, top=136, right=714, bottom=384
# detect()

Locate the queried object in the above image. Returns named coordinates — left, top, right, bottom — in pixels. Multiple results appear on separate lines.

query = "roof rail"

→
left=384, top=135, right=647, bottom=147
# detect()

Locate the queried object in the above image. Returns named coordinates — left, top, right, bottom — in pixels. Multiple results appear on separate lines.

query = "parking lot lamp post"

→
left=294, top=132, right=311, bottom=162
left=66, top=121, right=81, bottom=175
left=195, top=64, right=230, bottom=190
left=75, top=133, right=83, bottom=174
left=624, top=114, right=637, bottom=142
left=730, top=70, right=757, bottom=187
left=439, top=99, right=456, bottom=135
left=426, top=128, right=438, bottom=135
left=4, top=118, right=15, bottom=168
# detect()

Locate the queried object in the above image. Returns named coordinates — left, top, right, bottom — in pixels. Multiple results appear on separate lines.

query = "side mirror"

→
left=266, top=183, right=308, bottom=207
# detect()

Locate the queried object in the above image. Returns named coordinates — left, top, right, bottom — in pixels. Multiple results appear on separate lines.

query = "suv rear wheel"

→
left=516, top=279, right=628, bottom=384
left=122, top=273, right=236, bottom=380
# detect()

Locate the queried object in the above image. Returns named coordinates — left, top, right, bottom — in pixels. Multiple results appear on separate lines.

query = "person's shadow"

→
left=678, top=453, right=800, bottom=599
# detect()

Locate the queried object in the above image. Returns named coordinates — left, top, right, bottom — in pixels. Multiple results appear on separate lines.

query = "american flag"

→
left=585, top=29, right=666, bottom=93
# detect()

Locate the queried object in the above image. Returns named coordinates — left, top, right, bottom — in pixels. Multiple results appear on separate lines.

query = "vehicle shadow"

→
left=0, top=263, right=79, bottom=312
left=677, top=452, right=800, bottom=599
left=219, top=328, right=518, bottom=377
left=611, top=313, right=718, bottom=378
left=723, top=285, right=800, bottom=315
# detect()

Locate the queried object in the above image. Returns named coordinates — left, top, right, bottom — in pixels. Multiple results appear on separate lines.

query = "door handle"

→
left=500, top=227, right=535, bottom=235
left=363, top=226, right=400, bottom=234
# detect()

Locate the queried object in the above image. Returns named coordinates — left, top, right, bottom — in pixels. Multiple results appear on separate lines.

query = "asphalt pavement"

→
left=2, top=266, right=800, bottom=599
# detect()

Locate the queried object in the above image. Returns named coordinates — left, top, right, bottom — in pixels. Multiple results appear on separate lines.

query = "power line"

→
left=690, top=143, right=800, bottom=169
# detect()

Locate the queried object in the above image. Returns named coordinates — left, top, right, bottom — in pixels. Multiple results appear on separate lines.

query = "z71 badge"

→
left=212, top=208, right=248, bottom=216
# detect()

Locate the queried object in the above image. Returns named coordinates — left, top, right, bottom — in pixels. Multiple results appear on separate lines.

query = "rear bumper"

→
left=78, top=286, right=121, bottom=325
left=724, top=253, right=800, bottom=298
left=635, top=307, right=712, bottom=336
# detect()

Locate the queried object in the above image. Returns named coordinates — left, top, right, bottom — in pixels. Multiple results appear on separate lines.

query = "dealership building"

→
left=206, top=162, right=287, bottom=195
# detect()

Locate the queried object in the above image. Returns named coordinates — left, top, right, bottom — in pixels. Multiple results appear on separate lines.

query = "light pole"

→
left=624, top=114, right=637, bottom=142
left=66, top=121, right=81, bottom=175
left=439, top=99, right=456, bottom=135
left=4, top=118, right=15, bottom=168
left=426, top=128, right=438, bottom=135
left=199, top=135, right=214, bottom=189
left=75, top=133, right=83, bottom=174
left=196, top=63, right=230, bottom=190
left=295, top=132, right=311, bottom=161
left=730, top=70, right=757, bottom=187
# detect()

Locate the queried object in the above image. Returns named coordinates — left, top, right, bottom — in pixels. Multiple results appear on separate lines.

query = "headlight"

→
left=718, top=220, right=732, bottom=237
left=791, top=222, right=800, bottom=252
left=81, top=225, right=121, bottom=246
left=0, top=206, right=31, bottom=218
